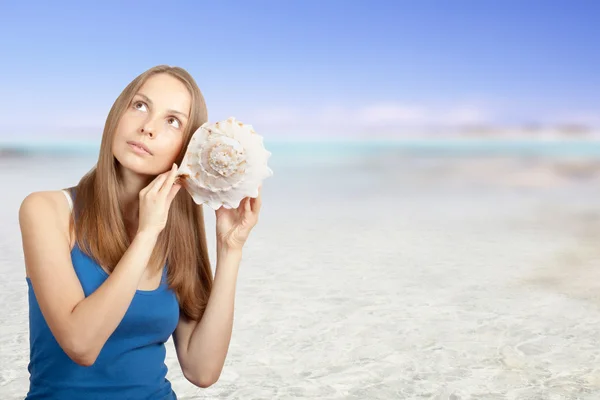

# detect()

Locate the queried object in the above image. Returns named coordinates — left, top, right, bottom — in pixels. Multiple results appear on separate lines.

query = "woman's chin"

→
left=116, top=154, right=162, bottom=177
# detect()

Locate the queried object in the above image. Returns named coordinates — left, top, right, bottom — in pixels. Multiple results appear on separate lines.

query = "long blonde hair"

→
left=71, top=65, right=212, bottom=321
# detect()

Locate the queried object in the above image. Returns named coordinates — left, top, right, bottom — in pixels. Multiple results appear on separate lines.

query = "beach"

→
left=1, top=144, right=600, bottom=399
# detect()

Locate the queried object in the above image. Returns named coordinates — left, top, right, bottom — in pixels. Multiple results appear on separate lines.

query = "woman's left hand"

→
left=215, top=186, right=263, bottom=252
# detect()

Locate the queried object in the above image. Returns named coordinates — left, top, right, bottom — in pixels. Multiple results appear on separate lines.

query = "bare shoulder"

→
left=20, top=189, right=71, bottom=215
left=19, top=190, right=75, bottom=277
left=20, top=190, right=72, bottom=226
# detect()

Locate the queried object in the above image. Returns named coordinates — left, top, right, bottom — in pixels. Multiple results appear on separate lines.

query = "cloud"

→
left=438, top=106, right=490, bottom=126
left=240, top=102, right=492, bottom=138
left=22, top=101, right=600, bottom=141
left=357, top=104, right=427, bottom=125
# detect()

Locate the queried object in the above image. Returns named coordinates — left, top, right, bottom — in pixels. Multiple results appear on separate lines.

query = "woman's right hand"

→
left=137, top=163, right=182, bottom=236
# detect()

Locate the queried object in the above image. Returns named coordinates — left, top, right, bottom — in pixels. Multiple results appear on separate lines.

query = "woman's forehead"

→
left=136, top=74, right=191, bottom=115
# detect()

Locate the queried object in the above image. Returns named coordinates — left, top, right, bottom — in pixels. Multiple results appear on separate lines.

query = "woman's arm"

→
left=173, top=191, right=262, bottom=388
left=21, top=165, right=180, bottom=366
left=173, top=247, right=242, bottom=388
left=20, top=191, right=160, bottom=366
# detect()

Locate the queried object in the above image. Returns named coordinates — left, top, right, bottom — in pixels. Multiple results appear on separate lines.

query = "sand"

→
left=1, top=151, right=600, bottom=399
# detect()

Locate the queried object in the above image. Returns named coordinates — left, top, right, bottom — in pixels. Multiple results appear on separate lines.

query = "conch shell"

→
left=176, top=117, right=273, bottom=210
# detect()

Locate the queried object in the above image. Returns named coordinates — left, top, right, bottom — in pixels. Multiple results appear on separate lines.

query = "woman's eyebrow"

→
left=136, top=92, right=189, bottom=120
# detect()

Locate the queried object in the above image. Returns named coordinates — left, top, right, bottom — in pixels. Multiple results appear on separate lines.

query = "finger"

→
left=140, top=172, right=162, bottom=195
left=142, top=173, right=166, bottom=195
left=148, top=173, right=169, bottom=195
left=159, top=163, right=179, bottom=195
left=166, top=183, right=181, bottom=207
left=251, top=191, right=262, bottom=214
left=235, top=198, right=245, bottom=217
left=244, top=197, right=251, bottom=214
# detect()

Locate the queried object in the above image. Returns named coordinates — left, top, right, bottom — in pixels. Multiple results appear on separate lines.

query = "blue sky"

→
left=0, top=0, right=598, bottom=141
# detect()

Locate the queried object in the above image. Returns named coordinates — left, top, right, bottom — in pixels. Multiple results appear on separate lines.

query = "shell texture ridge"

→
left=176, top=117, right=273, bottom=209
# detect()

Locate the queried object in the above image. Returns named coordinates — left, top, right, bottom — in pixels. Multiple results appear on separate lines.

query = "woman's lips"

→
left=127, top=141, right=152, bottom=155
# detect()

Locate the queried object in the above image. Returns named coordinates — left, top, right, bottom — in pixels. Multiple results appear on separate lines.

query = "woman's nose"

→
left=140, top=127, right=154, bottom=138
left=141, top=115, right=162, bottom=138
left=140, top=119, right=158, bottom=137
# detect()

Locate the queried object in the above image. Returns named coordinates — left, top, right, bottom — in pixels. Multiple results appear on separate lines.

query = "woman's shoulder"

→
left=19, top=189, right=74, bottom=229
left=20, top=189, right=72, bottom=211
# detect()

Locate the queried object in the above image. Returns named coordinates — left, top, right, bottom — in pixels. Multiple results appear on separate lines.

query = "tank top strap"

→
left=61, top=189, right=74, bottom=212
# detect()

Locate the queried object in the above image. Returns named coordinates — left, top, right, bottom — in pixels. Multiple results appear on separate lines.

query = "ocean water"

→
left=1, top=146, right=600, bottom=399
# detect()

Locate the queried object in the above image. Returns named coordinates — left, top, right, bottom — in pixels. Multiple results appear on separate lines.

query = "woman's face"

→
left=112, top=73, right=192, bottom=176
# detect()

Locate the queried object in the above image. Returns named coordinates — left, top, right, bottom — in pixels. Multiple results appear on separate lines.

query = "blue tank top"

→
left=25, top=189, right=181, bottom=400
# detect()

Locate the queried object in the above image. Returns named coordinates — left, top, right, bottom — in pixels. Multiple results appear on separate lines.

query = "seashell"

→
left=176, top=116, right=273, bottom=210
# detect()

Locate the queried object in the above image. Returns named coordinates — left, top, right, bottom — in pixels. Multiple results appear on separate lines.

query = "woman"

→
left=19, top=65, right=262, bottom=399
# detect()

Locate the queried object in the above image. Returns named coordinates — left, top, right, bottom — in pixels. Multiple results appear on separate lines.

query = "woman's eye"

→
left=168, top=117, right=181, bottom=129
left=133, top=101, right=148, bottom=112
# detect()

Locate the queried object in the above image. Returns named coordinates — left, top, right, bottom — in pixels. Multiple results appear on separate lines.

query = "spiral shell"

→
left=176, top=117, right=273, bottom=209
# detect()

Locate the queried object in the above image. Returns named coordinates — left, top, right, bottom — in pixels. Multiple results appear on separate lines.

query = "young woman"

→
left=19, top=65, right=262, bottom=399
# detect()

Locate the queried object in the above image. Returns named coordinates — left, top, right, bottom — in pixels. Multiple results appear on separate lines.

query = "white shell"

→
left=176, top=117, right=273, bottom=210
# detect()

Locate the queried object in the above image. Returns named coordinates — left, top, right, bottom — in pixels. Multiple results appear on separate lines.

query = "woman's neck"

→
left=118, top=166, right=153, bottom=237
